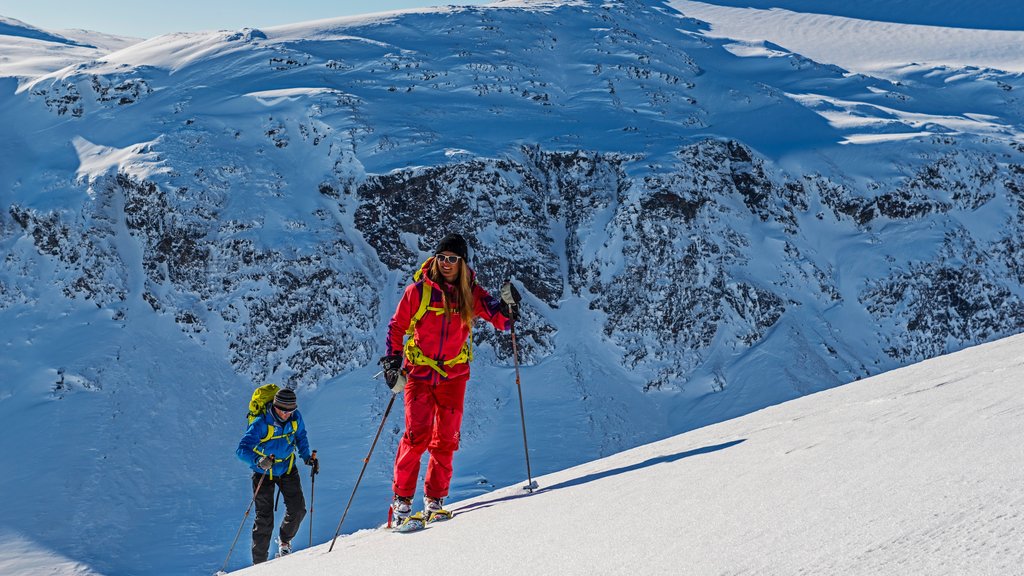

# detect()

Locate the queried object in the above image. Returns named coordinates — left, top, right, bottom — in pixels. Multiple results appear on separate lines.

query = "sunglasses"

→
left=275, top=406, right=295, bottom=415
left=436, top=254, right=462, bottom=265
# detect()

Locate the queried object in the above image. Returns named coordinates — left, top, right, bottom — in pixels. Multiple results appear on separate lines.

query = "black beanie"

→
left=273, top=388, right=297, bottom=411
left=435, top=233, right=469, bottom=261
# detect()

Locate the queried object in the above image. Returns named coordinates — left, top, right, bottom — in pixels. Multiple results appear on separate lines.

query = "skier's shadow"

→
left=453, top=439, right=745, bottom=516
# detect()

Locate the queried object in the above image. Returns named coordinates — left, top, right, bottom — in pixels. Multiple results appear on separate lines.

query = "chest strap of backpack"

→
left=254, top=420, right=298, bottom=479
left=259, top=419, right=298, bottom=444
left=403, top=282, right=474, bottom=377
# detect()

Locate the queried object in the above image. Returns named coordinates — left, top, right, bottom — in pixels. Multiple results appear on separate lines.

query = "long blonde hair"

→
left=429, top=258, right=474, bottom=327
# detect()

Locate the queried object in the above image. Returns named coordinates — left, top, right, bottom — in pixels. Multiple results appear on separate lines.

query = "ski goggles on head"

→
left=435, top=254, right=461, bottom=265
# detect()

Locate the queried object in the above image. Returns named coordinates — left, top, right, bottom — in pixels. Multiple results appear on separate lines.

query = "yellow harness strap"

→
left=259, top=419, right=298, bottom=443
left=254, top=420, right=299, bottom=479
left=403, top=280, right=474, bottom=377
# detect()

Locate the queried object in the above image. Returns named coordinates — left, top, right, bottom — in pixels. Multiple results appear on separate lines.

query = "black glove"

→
left=499, top=281, right=521, bottom=322
left=257, top=455, right=274, bottom=471
left=378, top=354, right=405, bottom=393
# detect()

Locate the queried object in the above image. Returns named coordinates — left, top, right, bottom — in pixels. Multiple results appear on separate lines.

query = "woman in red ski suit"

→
left=379, top=233, right=520, bottom=521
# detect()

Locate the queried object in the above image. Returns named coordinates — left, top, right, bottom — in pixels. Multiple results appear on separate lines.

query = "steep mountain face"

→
left=5, top=0, right=1024, bottom=412
left=2, top=1, right=1024, bottom=573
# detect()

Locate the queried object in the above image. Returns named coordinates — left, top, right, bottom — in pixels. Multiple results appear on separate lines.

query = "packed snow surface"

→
left=233, top=334, right=1024, bottom=575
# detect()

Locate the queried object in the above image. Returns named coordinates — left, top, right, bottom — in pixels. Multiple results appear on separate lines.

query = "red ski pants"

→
left=392, top=375, right=468, bottom=499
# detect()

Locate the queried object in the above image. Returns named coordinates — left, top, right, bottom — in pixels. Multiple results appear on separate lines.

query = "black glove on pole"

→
left=378, top=354, right=406, bottom=393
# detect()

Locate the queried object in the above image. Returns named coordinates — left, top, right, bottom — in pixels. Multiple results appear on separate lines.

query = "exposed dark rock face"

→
left=863, top=230, right=1024, bottom=363
left=5, top=137, right=1024, bottom=393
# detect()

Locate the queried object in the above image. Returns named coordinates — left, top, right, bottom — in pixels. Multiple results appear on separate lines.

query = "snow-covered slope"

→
left=669, top=0, right=1024, bottom=77
left=0, top=16, right=140, bottom=82
left=231, top=333, right=1024, bottom=576
left=1, top=1, right=1023, bottom=574
left=0, top=16, right=96, bottom=46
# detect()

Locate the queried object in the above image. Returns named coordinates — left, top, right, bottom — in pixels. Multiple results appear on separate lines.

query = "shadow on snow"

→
left=453, top=439, right=746, bottom=515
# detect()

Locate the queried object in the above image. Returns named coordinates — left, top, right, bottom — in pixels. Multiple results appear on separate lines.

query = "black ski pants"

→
left=251, top=467, right=306, bottom=564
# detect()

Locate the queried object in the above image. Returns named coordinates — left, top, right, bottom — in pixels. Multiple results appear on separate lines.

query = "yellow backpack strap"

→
left=465, top=323, right=474, bottom=364
left=444, top=335, right=473, bottom=367
left=258, top=419, right=298, bottom=444
left=406, top=282, right=433, bottom=335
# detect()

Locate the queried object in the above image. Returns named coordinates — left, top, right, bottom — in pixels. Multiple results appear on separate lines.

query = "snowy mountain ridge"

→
left=0, top=15, right=140, bottom=81
left=1, top=1, right=1023, bottom=574
left=0, top=16, right=96, bottom=47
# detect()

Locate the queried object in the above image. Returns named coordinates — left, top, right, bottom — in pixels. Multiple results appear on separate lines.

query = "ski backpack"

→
left=247, top=383, right=280, bottom=424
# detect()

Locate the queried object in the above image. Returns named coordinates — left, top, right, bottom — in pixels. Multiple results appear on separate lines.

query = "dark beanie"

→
left=435, top=233, right=469, bottom=261
left=273, top=388, right=298, bottom=411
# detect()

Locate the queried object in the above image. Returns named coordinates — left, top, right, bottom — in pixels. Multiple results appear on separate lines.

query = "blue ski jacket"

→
left=236, top=407, right=312, bottom=479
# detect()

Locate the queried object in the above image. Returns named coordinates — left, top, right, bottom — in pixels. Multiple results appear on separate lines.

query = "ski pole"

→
left=219, top=454, right=274, bottom=574
left=328, top=392, right=398, bottom=552
left=510, top=321, right=536, bottom=492
left=308, top=449, right=317, bottom=548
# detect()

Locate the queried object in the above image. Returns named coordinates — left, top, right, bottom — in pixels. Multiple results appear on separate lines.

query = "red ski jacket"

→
left=385, top=257, right=511, bottom=382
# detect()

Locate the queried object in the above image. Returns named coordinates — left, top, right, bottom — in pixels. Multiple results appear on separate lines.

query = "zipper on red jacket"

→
left=436, top=285, right=448, bottom=384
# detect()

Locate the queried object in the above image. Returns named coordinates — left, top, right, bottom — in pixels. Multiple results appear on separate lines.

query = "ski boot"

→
left=424, top=496, right=453, bottom=523
left=389, top=494, right=429, bottom=532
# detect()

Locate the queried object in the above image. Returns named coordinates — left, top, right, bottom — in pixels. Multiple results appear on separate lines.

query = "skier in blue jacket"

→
left=236, top=388, right=317, bottom=563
